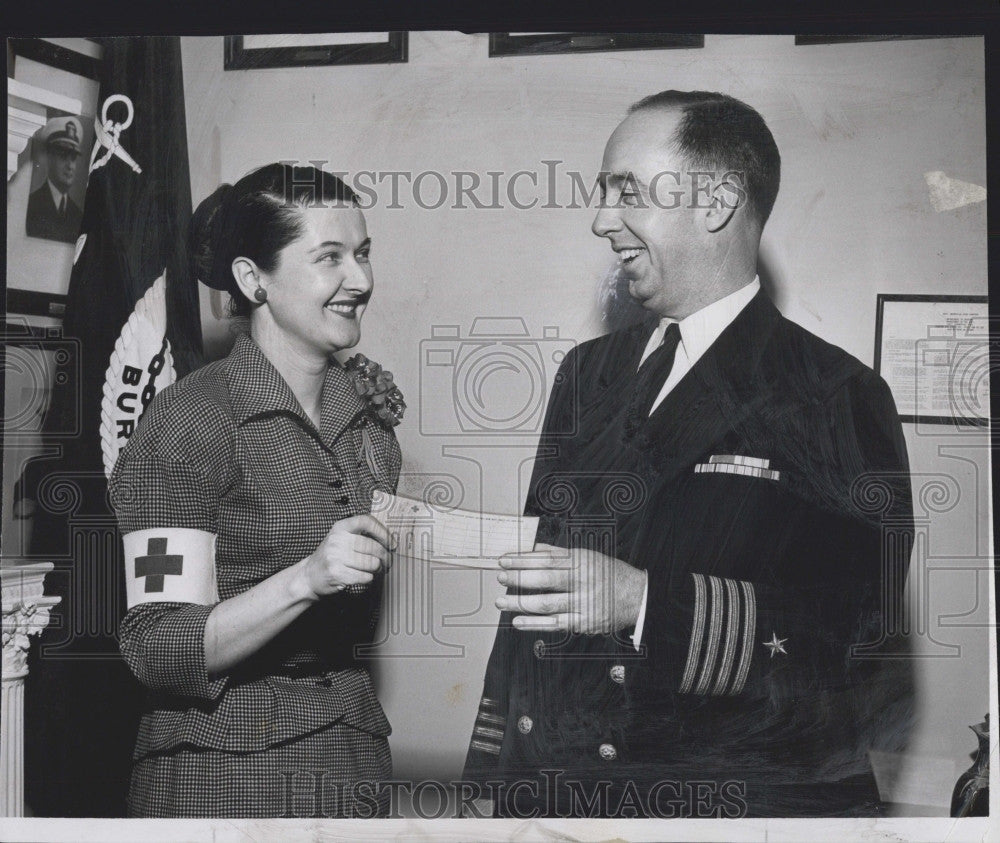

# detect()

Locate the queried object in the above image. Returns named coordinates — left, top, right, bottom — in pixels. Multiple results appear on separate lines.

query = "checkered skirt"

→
left=127, top=720, right=391, bottom=817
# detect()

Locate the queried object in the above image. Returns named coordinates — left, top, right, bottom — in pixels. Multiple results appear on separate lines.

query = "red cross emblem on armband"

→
left=135, top=537, right=184, bottom=593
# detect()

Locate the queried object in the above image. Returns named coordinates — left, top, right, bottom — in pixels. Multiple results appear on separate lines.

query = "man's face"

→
left=592, top=109, right=707, bottom=320
left=47, top=145, right=79, bottom=193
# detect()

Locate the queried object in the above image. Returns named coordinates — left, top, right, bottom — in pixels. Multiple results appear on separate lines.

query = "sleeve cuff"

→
left=124, top=602, right=228, bottom=701
left=678, top=573, right=756, bottom=697
left=631, top=571, right=650, bottom=651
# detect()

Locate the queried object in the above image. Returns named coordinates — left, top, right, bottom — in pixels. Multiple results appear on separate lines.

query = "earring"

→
left=253, top=286, right=268, bottom=303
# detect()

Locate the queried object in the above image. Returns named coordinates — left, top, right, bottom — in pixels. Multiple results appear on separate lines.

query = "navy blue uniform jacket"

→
left=464, top=291, right=914, bottom=818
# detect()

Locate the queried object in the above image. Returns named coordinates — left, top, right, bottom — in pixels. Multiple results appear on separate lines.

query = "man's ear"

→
left=704, top=175, right=743, bottom=233
left=231, top=256, right=263, bottom=305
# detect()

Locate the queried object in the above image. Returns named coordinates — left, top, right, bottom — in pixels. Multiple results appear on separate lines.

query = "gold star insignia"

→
left=763, top=632, right=788, bottom=658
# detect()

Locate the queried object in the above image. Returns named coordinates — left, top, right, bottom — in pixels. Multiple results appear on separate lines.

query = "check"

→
left=370, top=491, right=539, bottom=569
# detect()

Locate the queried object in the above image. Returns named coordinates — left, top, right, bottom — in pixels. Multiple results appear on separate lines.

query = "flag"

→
left=20, top=36, right=203, bottom=818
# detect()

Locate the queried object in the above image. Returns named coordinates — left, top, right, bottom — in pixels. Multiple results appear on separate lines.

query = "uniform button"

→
left=517, top=715, right=533, bottom=734
left=609, top=665, right=625, bottom=684
left=598, top=743, right=618, bottom=761
left=330, top=479, right=344, bottom=489
left=533, top=639, right=546, bottom=659
left=338, top=496, right=349, bottom=506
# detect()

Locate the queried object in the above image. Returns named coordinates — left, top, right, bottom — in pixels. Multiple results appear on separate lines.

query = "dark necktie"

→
left=631, top=322, right=682, bottom=420
left=58, top=195, right=67, bottom=216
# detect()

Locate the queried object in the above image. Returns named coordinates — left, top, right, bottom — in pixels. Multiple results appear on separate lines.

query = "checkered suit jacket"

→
left=110, top=333, right=401, bottom=757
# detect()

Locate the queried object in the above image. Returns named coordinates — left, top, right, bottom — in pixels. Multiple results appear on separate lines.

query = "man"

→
left=27, top=115, right=85, bottom=243
left=464, top=91, right=913, bottom=818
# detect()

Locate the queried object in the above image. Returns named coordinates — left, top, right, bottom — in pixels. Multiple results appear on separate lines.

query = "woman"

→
left=110, top=164, right=405, bottom=817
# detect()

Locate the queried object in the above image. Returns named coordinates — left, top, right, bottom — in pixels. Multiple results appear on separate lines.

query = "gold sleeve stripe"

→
left=473, top=725, right=505, bottom=741
left=476, top=712, right=506, bottom=726
left=679, top=573, right=708, bottom=693
left=729, top=579, right=757, bottom=695
left=470, top=739, right=501, bottom=755
left=712, top=577, right=741, bottom=695
left=694, top=576, right=725, bottom=695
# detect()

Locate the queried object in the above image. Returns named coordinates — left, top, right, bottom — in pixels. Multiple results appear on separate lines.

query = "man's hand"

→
left=495, top=543, right=646, bottom=635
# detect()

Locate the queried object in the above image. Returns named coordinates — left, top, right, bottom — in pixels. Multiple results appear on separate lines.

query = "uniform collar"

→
left=644, top=277, right=761, bottom=366
left=224, top=333, right=366, bottom=444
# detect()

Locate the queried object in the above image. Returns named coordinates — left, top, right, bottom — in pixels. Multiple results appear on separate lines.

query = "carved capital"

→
left=3, top=601, right=57, bottom=677
left=1, top=562, right=60, bottom=680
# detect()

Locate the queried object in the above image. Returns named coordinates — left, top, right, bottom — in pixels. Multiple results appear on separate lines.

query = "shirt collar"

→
left=224, top=333, right=366, bottom=442
left=47, top=179, right=67, bottom=208
left=652, top=276, right=761, bottom=363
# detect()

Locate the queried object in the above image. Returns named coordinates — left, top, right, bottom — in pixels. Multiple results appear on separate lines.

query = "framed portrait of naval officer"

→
left=25, top=112, right=93, bottom=245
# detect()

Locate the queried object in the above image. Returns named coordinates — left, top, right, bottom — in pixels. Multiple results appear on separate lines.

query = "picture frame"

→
left=488, top=32, right=704, bottom=57
left=5, top=289, right=68, bottom=322
left=8, top=39, right=102, bottom=313
left=8, top=37, right=101, bottom=80
left=874, top=294, right=991, bottom=426
left=795, top=35, right=979, bottom=45
left=224, top=33, right=408, bottom=69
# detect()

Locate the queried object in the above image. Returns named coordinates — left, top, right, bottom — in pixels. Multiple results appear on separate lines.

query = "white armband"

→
left=123, top=528, right=219, bottom=609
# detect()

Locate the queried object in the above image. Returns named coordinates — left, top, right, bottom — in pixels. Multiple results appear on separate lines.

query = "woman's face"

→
left=259, top=203, right=373, bottom=358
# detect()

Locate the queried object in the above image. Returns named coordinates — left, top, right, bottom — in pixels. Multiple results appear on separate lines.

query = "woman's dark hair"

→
left=190, top=163, right=358, bottom=317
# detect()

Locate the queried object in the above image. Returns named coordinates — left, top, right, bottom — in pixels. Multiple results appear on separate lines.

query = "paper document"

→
left=371, top=491, right=538, bottom=569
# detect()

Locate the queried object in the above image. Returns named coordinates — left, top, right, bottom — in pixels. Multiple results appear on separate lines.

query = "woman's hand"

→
left=301, top=514, right=393, bottom=598
left=204, top=514, right=393, bottom=675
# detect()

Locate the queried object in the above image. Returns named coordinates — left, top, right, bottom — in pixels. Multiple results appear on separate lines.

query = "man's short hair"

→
left=629, top=90, right=781, bottom=228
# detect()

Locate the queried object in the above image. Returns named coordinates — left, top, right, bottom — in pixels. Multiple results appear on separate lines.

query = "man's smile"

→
left=615, top=247, right=646, bottom=265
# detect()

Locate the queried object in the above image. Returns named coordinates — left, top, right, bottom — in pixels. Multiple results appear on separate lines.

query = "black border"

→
left=488, top=32, right=703, bottom=56
left=874, top=293, right=990, bottom=426
left=0, top=6, right=997, bottom=822
left=223, top=32, right=408, bottom=69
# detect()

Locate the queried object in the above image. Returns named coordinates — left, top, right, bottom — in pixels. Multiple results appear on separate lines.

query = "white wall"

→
left=178, top=33, right=989, bottom=806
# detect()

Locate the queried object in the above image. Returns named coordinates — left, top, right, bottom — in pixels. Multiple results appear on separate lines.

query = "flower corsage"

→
left=344, top=354, right=406, bottom=428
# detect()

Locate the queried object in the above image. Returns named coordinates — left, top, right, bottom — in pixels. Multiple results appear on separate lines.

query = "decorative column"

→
left=7, top=78, right=82, bottom=181
left=1, top=562, right=60, bottom=817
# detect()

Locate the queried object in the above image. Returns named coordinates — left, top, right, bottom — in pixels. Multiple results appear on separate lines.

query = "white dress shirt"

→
left=47, top=179, right=67, bottom=210
left=631, top=277, right=761, bottom=649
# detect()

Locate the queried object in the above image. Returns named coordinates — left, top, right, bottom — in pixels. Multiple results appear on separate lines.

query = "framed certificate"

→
left=224, top=33, right=408, bottom=69
left=874, top=294, right=990, bottom=425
